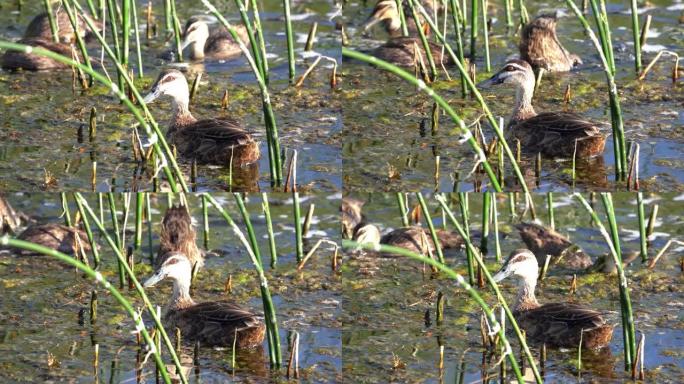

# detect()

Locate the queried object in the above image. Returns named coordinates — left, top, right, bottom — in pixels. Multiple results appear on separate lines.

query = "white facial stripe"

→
left=506, top=63, right=527, bottom=72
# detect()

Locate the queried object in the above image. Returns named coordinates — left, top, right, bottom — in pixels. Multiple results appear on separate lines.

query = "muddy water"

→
left=0, top=192, right=341, bottom=382
left=341, top=1, right=684, bottom=192
left=0, top=1, right=341, bottom=192
left=342, top=192, right=684, bottom=383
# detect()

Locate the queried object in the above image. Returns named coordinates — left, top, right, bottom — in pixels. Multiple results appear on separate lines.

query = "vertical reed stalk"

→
left=163, top=0, right=172, bottom=32
left=169, top=0, right=182, bottom=61
left=481, top=0, right=490, bottom=72
left=0, top=237, right=173, bottom=384
left=63, top=0, right=93, bottom=86
left=74, top=194, right=101, bottom=269
left=42, top=0, right=59, bottom=43
left=448, top=0, right=468, bottom=97
left=395, top=0, right=410, bottom=37
left=492, top=193, right=501, bottom=262
left=107, top=192, right=125, bottom=288
left=234, top=194, right=263, bottom=266
left=106, top=0, right=124, bottom=90
left=458, top=192, right=475, bottom=283
left=203, top=193, right=282, bottom=368
left=282, top=0, right=296, bottom=83
left=249, top=0, right=269, bottom=83
left=121, top=0, right=131, bottom=69
left=503, top=0, right=513, bottom=27
left=261, top=193, right=277, bottom=268
left=575, top=193, right=636, bottom=371
left=629, top=0, right=642, bottom=73
left=637, top=192, right=647, bottom=262
left=546, top=192, right=554, bottom=230
left=416, top=193, right=445, bottom=263
left=480, top=191, right=491, bottom=255
left=469, top=0, right=478, bottom=58
left=131, top=0, right=144, bottom=78
left=201, top=194, right=209, bottom=249
left=293, top=192, right=304, bottom=263
left=134, top=192, right=143, bottom=249
left=397, top=193, right=410, bottom=227
left=61, top=192, right=73, bottom=227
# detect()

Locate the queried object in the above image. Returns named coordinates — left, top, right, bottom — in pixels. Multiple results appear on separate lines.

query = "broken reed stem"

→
left=293, top=191, right=304, bottom=263
left=637, top=192, right=647, bottom=262
left=647, top=239, right=673, bottom=269
left=305, top=22, right=318, bottom=51
left=261, top=193, right=278, bottom=268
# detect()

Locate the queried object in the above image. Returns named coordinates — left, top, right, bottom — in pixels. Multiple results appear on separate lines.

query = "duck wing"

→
left=518, top=302, right=608, bottom=347
left=175, top=118, right=255, bottom=145
left=180, top=301, right=259, bottom=325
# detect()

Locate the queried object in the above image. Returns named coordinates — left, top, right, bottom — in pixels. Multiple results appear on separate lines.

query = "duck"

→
left=515, top=222, right=593, bottom=270
left=180, top=17, right=249, bottom=61
left=341, top=197, right=365, bottom=239
left=157, top=205, right=203, bottom=271
left=0, top=195, right=24, bottom=235
left=352, top=223, right=381, bottom=248
left=493, top=249, right=614, bottom=349
left=478, top=59, right=607, bottom=158
left=362, top=0, right=443, bottom=38
left=16, top=223, right=92, bottom=255
left=380, top=226, right=465, bottom=255
left=143, top=68, right=260, bottom=166
left=371, top=36, right=452, bottom=68
left=143, top=252, right=266, bottom=348
left=1, top=10, right=100, bottom=71
left=519, top=14, right=582, bottom=72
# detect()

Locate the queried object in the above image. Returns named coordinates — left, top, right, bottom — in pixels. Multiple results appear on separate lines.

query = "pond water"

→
left=0, top=1, right=341, bottom=192
left=342, top=192, right=684, bottom=383
left=341, top=1, right=684, bottom=192
left=0, top=192, right=341, bottom=383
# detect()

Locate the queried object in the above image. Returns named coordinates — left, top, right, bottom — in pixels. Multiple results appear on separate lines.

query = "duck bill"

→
left=492, top=268, right=512, bottom=283
left=477, top=72, right=504, bottom=89
left=180, top=35, right=193, bottom=50
left=143, top=86, right=161, bottom=104
left=143, top=270, right=166, bottom=288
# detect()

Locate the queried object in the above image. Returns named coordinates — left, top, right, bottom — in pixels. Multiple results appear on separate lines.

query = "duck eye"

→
left=166, top=258, right=179, bottom=265
left=160, top=75, right=175, bottom=84
left=505, top=66, right=516, bottom=72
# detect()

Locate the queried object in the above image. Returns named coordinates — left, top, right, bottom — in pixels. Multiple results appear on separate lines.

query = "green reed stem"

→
left=457, top=192, right=475, bottom=283
left=282, top=0, right=296, bottom=83
left=629, top=0, right=642, bottom=73
left=293, top=192, right=304, bottom=263
left=637, top=192, right=647, bottom=262
left=343, top=48, right=502, bottom=192
left=73, top=194, right=187, bottom=384
left=565, top=0, right=626, bottom=181
left=516, top=0, right=528, bottom=25
left=416, top=192, right=445, bottom=263
left=481, top=0, right=490, bottom=71
left=62, top=0, right=93, bottom=85
left=131, top=0, right=143, bottom=78
left=235, top=0, right=265, bottom=80
left=105, top=0, right=124, bottom=90
left=163, top=0, right=172, bottom=31
left=234, top=194, right=263, bottom=267
left=203, top=193, right=282, bottom=368
left=343, top=239, right=525, bottom=384
left=395, top=0, right=410, bottom=37
left=169, top=0, right=182, bottom=61
left=575, top=193, right=636, bottom=371
left=73, top=193, right=101, bottom=269
left=61, top=192, right=73, bottom=226
left=503, top=0, right=513, bottom=27
left=134, top=192, right=143, bottom=249
left=434, top=194, right=542, bottom=384
left=397, top=192, right=410, bottom=227
left=261, top=193, right=278, bottom=268
left=121, top=0, right=130, bottom=68
left=0, top=237, right=172, bottom=384
left=84, top=0, right=98, bottom=19
left=107, top=193, right=125, bottom=289
left=469, top=0, right=478, bottom=58
left=203, top=0, right=283, bottom=186
left=42, top=0, right=59, bottom=43
left=547, top=192, right=554, bottom=230
left=481, top=191, right=491, bottom=255
left=448, top=0, right=468, bottom=97
left=413, top=4, right=531, bottom=198
left=146, top=193, right=154, bottom=264
left=492, top=192, right=501, bottom=262
left=250, top=0, right=269, bottom=84
left=201, top=194, right=210, bottom=249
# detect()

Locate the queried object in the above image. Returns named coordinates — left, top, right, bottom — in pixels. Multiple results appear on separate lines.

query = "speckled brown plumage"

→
left=183, top=17, right=249, bottom=60
left=380, top=226, right=464, bottom=255
left=0, top=195, right=23, bottom=235
left=515, top=222, right=593, bottom=269
left=157, top=205, right=203, bottom=270
left=372, top=37, right=453, bottom=67
left=1, top=37, right=74, bottom=71
left=519, top=14, right=581, bottom=72
left=17, top=223, right=91, bottom=255
left=24, top=10, right=99, bottom=42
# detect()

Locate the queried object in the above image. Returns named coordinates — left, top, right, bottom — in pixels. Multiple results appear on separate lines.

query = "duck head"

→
left=143, top=69, right=189, bottom=105
left=493, top=249, right=539, bottom=283
left=478, top=59, right=535, bottom=90
left=144, top=252, right=192, bottom=288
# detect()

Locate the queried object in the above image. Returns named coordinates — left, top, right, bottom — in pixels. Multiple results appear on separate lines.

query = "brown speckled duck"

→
left=1, top=10, right=100, bottom=71
left=372, top=37, right=452, bottom=68
left=519, top=14, right=582, bottom=72
left=515, top=222, right=593, bottom=270
left=181, top=17, right=249, bottom=61
left=479, top=59, right=607, bottom=158
left=380, top=226, right=464, bottom=255
left=144, top=252, right=266, bottom=348
left=143, top=69, right=260, bottom=166
left=17, top=223, right=92, bottom=255
left=494, top=249, right=614, bottom=349
left=157, top=205, right=203, bottom=270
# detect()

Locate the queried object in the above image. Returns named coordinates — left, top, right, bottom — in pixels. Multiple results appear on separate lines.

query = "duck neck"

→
left=515, top=274, right=540, bottom=312
left=189, top=40, right=205, bottom=60
left=169, top=276, right=195, bottom=310
left=170, top=91, right=196, bottom=130
left=511, top=80, right=537, bottom=125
